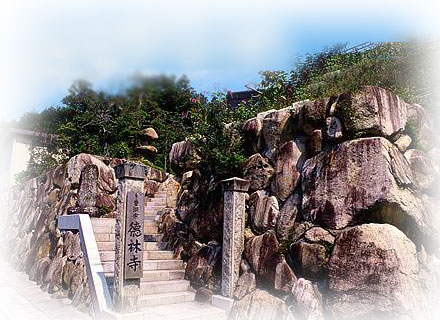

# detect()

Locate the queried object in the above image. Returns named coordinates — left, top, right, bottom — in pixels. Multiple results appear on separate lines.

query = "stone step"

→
left=103, top=257, right=182, bottom=273
left=102, top=262, right=114, bottom=273
left=145, top=242, right=168, bottom=251
left=146, top=201, right=167, bottom=207
left=144, top=250, right=174, bottom=260
left=144, top=213, right=160, bottom=219
left=145, top=206, right=163, bottom=212
left=91, top=218, right=115, bottom=227
left=144, top=234, right=163, bottom=242
left=144, top=226, right=159, bottom=234
left=140, top=302, right=227, bottom=320
left=93, top=220, right=162, bottom=232
left=141, top=269, right=185, bottom=282
left=92, top=225, right=115, bottom=234
left=143, top=259, right=184, bottom=271
left=144, top=220, right=157, bottom=227
left=145, top=205, right=167, bottom=211
left=145, top=206, right=167, bottom=212
left=95, top=233, right=115, bottom=242
left=138, top=291, right=195, bottom=308
left=146, top=203, right=167, bottom=208
left=148, top=195, right=168, bottom=202
left=147, top=197, right=167, bottom=203
left=140, top=279, right=190, bottom=295
left=99, top=251, right=115, bottom=262
left=97, top=242, right=169, bottom=252
left=97, top=241, right=115, bottom=251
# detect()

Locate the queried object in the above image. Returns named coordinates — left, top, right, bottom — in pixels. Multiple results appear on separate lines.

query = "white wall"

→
left=8, top=138, right=31, bottom=186
left=0, top=134, right=32, bottom=189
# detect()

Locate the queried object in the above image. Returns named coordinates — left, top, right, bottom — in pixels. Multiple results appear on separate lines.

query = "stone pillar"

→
left=113, top=163, right=146, bottom=313
left=220, top=177, right=250, bottom=298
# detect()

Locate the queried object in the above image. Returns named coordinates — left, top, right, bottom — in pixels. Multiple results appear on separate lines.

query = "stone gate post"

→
left=113, top=163, right=146, bottom=313
left=212, top=177, right=249, bottom=311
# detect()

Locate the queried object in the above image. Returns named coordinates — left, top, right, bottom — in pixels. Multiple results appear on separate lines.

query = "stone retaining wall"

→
left=0, top=154, right=170, bottom=318
left=164, top=86, right=440, bottom=320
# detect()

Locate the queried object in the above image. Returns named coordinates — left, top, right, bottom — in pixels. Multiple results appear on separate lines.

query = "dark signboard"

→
left=124, top=191, right=145, bottom=279
left=226, top=90, right=258, bottom=109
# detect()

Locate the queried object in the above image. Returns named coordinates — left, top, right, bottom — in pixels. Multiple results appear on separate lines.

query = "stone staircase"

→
left=91, top=180, right=226, bottom=319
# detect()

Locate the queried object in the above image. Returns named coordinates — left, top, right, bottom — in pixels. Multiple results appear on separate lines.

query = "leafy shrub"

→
left=11, top=42, right=435, bottom=184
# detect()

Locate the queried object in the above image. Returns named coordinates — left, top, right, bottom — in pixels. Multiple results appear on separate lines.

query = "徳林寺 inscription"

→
left=124, top=191, right=144, bottom=279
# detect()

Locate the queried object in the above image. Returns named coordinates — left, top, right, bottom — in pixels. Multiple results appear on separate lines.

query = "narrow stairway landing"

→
left=90, top=181, right=226, bottom=320
left=0, top=262, right=91, bottom=320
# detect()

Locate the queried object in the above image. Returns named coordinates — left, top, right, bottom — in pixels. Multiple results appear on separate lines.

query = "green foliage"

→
left=11, top=41, right=434, bottom=185
left=250, top=42, right=433, bottom=114
left=15, top=138, right=68, bottom=187
left=107, top=141, right=132, bottom=159
left=98, top=205, right=112, bottom=217
left=188, top=93, right=247, bottom=179
left=15, top=75, right=198, bottom=180
left=279, top=227, right=297, bottom=256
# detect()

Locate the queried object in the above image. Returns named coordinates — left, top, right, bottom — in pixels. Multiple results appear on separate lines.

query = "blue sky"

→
left=0, top=0, right=438, bottom=121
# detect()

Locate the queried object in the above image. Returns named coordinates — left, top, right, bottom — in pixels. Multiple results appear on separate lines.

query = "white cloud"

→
left=0, top=0, right=438, bottom=121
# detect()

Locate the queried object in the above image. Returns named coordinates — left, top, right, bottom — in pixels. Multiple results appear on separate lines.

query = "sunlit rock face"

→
left=242, top=153, right=274, bottom=193
left=229, top=289, right=294, bottom=320
left=271, top=140, right=302, bottom=201
left=328, top=223, right=429, bottom=319
left=4, top=86, right=440, bottom=319
left=336, top=86, right=408, bottom=138
left=3, top=154, right=120, bottom=313
left=161, top=87, right=439, bottom=320
left=301, top=136, right=440, bottom=250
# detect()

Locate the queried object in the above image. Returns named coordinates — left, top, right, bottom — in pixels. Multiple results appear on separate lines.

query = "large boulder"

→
left=188, top=194, right=223, bottom=243
left=336, top=86, right=407, bottom=138
left=66, top=153, right=116, bottom=193
left=262, top=108, right=294, bottom=159
left=158, top=208, right=199, bottom=261
left=393, top=133, right=412, bottom=152
left=242, top=154, right=274, bottom=192
left=64, top=231, right=82, bottom=261
left=274, top=257, right=297, bottom=292
left=244, top=231, right=296, bottom=292
left=234, top=271, right=257, bottom=300
left=142, top=127, right=158, bottom=140
left=327, top=223, right=429, bottom=319
left=176, top=169, right=203, bottom=222
left=45, top=256, right=66, bottom=294
left=145, top=166, right=167, bottom=182
left=325, top=116, right=343, bottom=142
left=169, top=141, right=200, bottom=173
left=404, top=149, right=439, bottom=191
left=248, top=191, right=279, bottom=235
left=271, top=141, right=302, bottom=201
left=406, top=103, right=436, bottom=151
left=242, top=118, right=264, bottom=154
left=29, top=257, right=51, bottom=284
left=185, top=242, right=222, bottom=291
left=176, top=170, right=224, bottom=242
left=290, top=227, right=335, bottom=280
left=276, top=192, right=300, bottom=241
left=302, top=137, right=435, bottom=244
left=49, top=164, right=67, bottom=190
left=306, top=129, right=323, bottom=155
left=144, top=179, right=160, bottom=197
left=297, top=98, right=329, bottom=135
left=229, top=289, right=294, bottom=320
left=290, top=278, right=324, bottom=320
